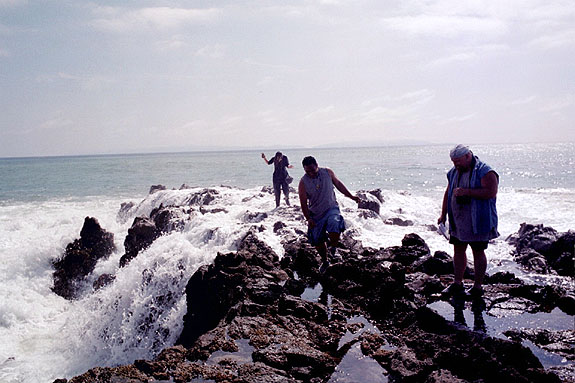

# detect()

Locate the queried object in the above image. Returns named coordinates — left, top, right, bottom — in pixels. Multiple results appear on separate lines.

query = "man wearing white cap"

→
left=438, top=144, right=499, bottom=298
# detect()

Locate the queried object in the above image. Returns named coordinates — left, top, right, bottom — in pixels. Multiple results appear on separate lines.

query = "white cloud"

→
left=511, top=95, right=537, bottom=105
left=303, top=105, right=335, bottom=120
left=444, top=113, right=477, bottom=123
left=195, top=44, right=225, bottom=58
left=36, top=72, right=115, bottom=91
left=38, top=116, right=74, bottom=131
left=528, top=29, right=575, bottom=49
left=383, top=14, right=508, bottom=38
left=539, top=95, right=575, bottom=112
left=0, top=0, right=26, bottom=7
left=91, top=6, right=222, bottom=32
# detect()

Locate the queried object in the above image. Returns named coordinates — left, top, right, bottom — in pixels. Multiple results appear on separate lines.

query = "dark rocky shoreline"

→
left=52, top=193, right=574, bottom=383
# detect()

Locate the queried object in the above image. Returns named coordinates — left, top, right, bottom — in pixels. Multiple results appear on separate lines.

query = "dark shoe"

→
left=319, top=260, right=330, bottom=274
left=441, top=283, right=465, bottom=297
left=466, top=286, right=484, bottom=299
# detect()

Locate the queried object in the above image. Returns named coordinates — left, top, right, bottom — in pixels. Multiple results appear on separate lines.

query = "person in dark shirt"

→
left=262, top=151, right=294, bottom=207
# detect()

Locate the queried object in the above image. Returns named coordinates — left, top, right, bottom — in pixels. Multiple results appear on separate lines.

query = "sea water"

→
left=0, top=143, right=573, bottom=382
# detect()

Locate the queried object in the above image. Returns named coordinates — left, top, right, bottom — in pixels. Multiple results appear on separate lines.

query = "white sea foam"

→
left=0, top=185, right=573, bottom=382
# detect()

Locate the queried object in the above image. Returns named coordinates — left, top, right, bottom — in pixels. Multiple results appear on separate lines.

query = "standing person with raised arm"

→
left=298, top=156, right=361, bottom=273
left=262, top=151, right=293, bottom=208
left=438, top=144, right=500, bottom=299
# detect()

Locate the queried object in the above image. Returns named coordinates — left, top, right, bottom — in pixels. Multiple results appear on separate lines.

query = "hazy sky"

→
left=1, top=0, right=574, bottom=157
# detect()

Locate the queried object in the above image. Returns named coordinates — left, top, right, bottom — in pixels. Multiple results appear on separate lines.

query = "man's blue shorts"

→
left=307, top=207, right=346, bottom=246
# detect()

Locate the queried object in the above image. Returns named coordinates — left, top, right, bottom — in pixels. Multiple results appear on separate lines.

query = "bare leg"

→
left=327, top=232, right=340, bottom=249
left=315, top=242, right=328, bottom=262
left=471, top=248, right=487, bottom=288
left=273, top=182, right=281, bottom=207
left=453, top=244, right=468, bottom=285
left=282, top=181, right=290, bottom=206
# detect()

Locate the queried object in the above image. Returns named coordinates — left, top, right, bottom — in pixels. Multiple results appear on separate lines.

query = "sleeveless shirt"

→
left=301, top=168, right=338, bottom=220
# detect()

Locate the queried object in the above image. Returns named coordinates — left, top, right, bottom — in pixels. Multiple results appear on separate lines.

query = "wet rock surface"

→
left=52, top=217, right=115, bottom=300
left=59, top=227, right=573, bottom=383
left=508, top=223, right=574, bottom=276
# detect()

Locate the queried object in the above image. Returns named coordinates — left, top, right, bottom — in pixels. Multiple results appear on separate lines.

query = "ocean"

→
left=0, top=143, right=573, bottom=382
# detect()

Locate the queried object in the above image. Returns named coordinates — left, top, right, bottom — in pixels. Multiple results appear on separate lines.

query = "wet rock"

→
left=515, top=248, right=552, bottom=274
left=503, top=328, right=575, bottom=362
left=385, top=217, right=414, bottom=226
left=557, top=294, right=575, bottom=315
left=244, top=211, right=268, bottom=223
left=508, top=223, right=574, bottom=276
left=485, top=271, right=523, bottom=284
left=413, top=251, right=454, bottom=276
left=424, top=369, right=467, bottom=383
left=52, top=217, right=115, bottom=300
left=63, top=228, right=566, bottom=383
left=93, top=273, right=115, bottom=291
left=185, top=188, right=219, bottom=206
left=120, top=216, right=159, bottom=267
left=200, top=207, right=228, bottom=214
left=383, top=233, right=430, bottom=266
left=150, top=204, right=192, bottom=233
left=117, top=201, right=136, bottom=223
left=357, top=190, right=381, bottom=215
left=548, top=231, right=575, bottom=276
left=273, top=221, right=287, bottom=233
left=149, top=184, right=166, bottom=194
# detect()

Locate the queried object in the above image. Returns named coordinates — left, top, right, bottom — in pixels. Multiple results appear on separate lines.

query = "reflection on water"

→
left=428, top=300, right=572, bottom=368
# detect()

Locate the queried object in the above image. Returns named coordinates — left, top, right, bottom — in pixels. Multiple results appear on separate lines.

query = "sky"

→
left=0, top=0, right=574, bottom=157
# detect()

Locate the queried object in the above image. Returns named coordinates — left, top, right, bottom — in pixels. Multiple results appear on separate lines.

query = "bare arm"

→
left=453, top=171, right=498, bottom=200
left=438, top=186, right=449, bottom=224
left=298, top=179, right=314, bottom=226
left=327, top=168, right=360, bottom=203
left=261, top=153, right=271, bottom=165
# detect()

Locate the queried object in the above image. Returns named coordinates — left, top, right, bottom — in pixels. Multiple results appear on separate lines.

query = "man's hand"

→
left=351, top=195, right=361, bottom=204
left=307, top=218, right=316, bottom=228
left=261, top=153, right=265, bottom=159
left=437, top=215, right=446, bottom=225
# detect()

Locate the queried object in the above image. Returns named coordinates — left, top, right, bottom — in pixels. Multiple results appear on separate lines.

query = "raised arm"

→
left=327, top=168, right=360, bottom=203
left=261, top=153, right=271, bottom=165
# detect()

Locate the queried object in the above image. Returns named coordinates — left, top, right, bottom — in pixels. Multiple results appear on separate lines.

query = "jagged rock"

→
left=508, top=223, right=573, bottom=276
left=120, top=217, right=159, bottom=267
left=62, top=230, right=567, bottom=383
left=52, top=217, right=115, bottom=300
left=149, top=184, right=166, bottom=194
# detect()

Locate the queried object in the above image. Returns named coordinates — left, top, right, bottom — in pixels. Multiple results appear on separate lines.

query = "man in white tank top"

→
left=298, top=156, right=360, bottom=273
